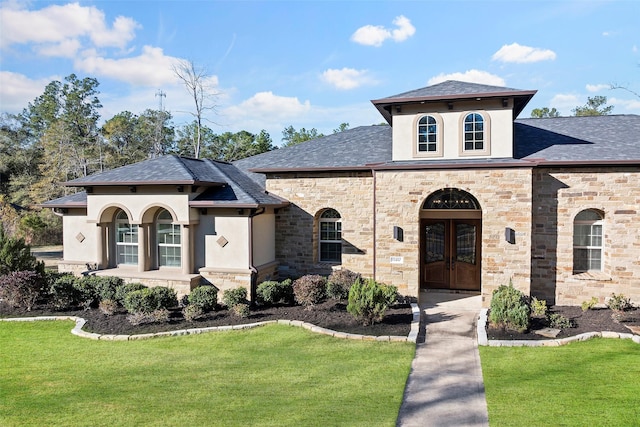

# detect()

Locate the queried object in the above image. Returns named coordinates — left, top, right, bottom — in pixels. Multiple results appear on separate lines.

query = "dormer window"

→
left=459, top=111, right=491, bottom=156
left=414, top=113, right=443, bottom=158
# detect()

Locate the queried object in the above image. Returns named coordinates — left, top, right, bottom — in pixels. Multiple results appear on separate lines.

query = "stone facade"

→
left=531, top=167, right=640, bottom=305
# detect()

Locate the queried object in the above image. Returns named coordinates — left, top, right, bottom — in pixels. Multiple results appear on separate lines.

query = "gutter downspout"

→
left=248, top=207, right=266, bottom=304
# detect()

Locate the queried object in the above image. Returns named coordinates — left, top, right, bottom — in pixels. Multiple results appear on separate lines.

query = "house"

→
left=45, top=81, right=640, bottom=306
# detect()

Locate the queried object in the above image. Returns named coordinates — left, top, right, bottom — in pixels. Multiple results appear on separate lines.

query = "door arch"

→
left=420, top=188, right=482, bottom=291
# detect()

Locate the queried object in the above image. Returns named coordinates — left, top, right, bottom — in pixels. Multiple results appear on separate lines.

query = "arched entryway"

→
left=420, top=188, right=482, bottom=291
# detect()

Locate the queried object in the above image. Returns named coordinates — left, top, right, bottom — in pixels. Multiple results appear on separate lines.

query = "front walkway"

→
left=396, top=290, right=489, bottom=427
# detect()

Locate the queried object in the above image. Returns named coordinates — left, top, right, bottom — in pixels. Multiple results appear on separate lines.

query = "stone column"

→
left=137, top=224, right=146, bottom=273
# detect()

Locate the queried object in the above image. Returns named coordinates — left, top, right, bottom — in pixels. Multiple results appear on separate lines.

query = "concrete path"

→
left=396, top=291, right=489, bottom=427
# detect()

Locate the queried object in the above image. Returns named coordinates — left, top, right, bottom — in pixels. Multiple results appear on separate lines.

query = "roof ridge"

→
left=174, top=155, right=203, bottom=182
left=203, top=159, right=258, bottom=204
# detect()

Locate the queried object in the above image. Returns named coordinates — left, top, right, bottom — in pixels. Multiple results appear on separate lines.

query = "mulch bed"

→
left=0, top=300, right=413, bottom=338
left=487, top=306, right=640, bottom=340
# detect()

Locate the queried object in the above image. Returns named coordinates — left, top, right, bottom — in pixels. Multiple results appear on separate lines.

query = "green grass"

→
left=480, top=338, right=640, bottom=426
left=0, top=321, right=414, bottom=427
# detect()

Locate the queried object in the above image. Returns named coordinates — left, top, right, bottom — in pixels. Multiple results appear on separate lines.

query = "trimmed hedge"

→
left=293, top=275, right=327, bottom=309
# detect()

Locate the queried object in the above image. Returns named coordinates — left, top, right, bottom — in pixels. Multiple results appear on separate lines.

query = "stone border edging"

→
left=1, top=303, right=421, bottom=343
left=477, top=308, right=640, bottom=347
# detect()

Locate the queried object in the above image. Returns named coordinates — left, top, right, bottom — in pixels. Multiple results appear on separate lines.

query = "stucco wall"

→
left=391, top=99, right=514, bottom=161
left=252, top=212, right=276, bottom=267
left=531, top=167, right=640, bottom=306
left=61, top=209, right=97, bottom=263
left=204, top=215, right=250, bottom=270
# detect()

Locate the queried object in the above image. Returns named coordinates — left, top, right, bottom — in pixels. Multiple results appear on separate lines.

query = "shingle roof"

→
left=515, top=115, right=640, bottom=162
left=41, top=191, right=87, bottom=208
left=233, top=125, right=392, bottom=186
left=64, top=155, right=228, bottom=186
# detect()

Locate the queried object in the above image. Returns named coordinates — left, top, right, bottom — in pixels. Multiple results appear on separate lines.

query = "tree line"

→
left=0, top=73, right=347, bottom=243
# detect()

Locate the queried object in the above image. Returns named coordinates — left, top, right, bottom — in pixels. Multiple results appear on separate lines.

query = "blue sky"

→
left=1, top=0, right=639, bottom=144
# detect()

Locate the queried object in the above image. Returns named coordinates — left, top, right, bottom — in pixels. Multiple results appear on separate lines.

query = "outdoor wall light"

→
left=505, top=227, right=516, bottom=244
left=393, top=226, right=404, bottom=242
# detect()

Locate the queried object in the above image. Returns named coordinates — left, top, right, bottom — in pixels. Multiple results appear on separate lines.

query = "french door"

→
left=421, top=219, right=481, bottom=291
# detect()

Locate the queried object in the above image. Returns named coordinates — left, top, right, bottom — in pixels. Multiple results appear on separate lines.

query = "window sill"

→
left=572, top=271, right=612, bottom=281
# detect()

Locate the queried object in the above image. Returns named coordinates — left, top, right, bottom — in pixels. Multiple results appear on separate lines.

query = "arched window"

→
left=115, top=210, right=138, bottom=265
left=463, top=113, right=484, bottom=151
left=422, top=188, right=481, bottom=210
left=417, top=115, right=438, bottom=152
left=573, top=209, right=603, bottom=273
left=157, top=209, right=181, bottom=267
left=319, top=209, right=342, bottom=263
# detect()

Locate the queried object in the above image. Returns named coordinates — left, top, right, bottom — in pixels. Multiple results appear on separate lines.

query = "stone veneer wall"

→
left=266, top=168, right=534, bottom=306
left=531, top=167, right=640, bottom=306
left=266, top=171, right=375, bottom=280
left=374, top=168, right=533, bottom=306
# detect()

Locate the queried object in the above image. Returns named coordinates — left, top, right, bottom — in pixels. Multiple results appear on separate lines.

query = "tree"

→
left=173, top=60, right=218, bottom=158
left=333, top=122, right=350, bottom=133
left=281, top=125, right=324, bottom=147
left=572, top=96, right=613, bottom=116
left=530, top=108, right=560, bottom=118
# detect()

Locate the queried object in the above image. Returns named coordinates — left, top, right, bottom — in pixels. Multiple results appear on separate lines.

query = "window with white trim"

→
left=418, top=115, right=438, bottom=152
left=573, top=209, right=603, bottom=273
left=115, top=210, right=138, bottom=265
left=463, top=113, right=484, bottom=151
left=157, top=209, right=181, bottom=267
left=319, top=209, right=342, bottom=263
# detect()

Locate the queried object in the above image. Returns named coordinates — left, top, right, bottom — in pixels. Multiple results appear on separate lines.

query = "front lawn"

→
left=0, top=321, right=414, bottom=426
left=480, top=338, right=640, bottom=426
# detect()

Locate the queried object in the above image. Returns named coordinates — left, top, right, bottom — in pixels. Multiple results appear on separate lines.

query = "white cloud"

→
left=35, top=39, right=82, bottom=58
left=0, top=2, right=140, bottom=52
left=586, top=83, right=609, bottom=92
left=351, top=15, right=415, bottom=47
left=321, top=68, right=375, bottom=90
left=74, top=46, right=184, bottom=87
left=550, top=93, right=580, bottom=114
left=428, top=70, right=506, bottom=87
left=0, top=71, right=59, bottom=113
left=492, top=43, right=556, bottom=63
left=609, top=96, right=640, bottom=113
left=225, top=92, right=310, bottom=121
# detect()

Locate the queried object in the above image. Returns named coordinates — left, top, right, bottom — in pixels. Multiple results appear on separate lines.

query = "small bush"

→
left=123, top=287, right=177, bottom=314
left=0, top=229, right=45, bottom=276
left=326, top=269, right=361, bottom=301
left=188, top=285, right=218, bottom=312
left=256, top=279, right=293, bottom=306
left=293, top=275, right=327, bottom=309
left=581, top=297, right=599, bottom=312
left=380, top=283, right=399, bottom=306
left=183, top=304, right=205, bottom=321
left=0, top=270, right=46, bottom=311
left=127, top=309, right=170, bottom=326
left=346, top=278, right=393, bottom=326
left=606, top=293, right=632, bottom=312
left=232, top=302, right=250, bottom=318
left=489, top=282, right=530, bottom=333
left=530, top=297, right=548, bottom=317
left=49, top=274, right=79, bottom=310
left=73, top=277, right=100, bottom=310
left=548, top=313, right=574, bottom=329
left=99, top=299, right=118, bottom=315
left=88, top=276, right=123, bottom=302
left=114, top=282, right=147, bottom=306
left=222, top=287, right=248, bottom=308
left=151, top=286, right=178, bottom=309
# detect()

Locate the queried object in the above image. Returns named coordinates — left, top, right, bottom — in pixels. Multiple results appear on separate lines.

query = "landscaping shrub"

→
left=114, top=282, right=147, bottom=306
left=380, top=283, right=399, bottom=306
left=606, top=293, right=632, bottom=312
left=293, top=275, right=327, bottom=309
left=326, top=269, right=361, bottom=301
left=222, top=287, right=248, bottom=308
left=73, top=276, right=100, bottom=310
left=49, top=274, right=79, bottom=310
left=530, top=297, right=548, bottom=317
left=581, top=296, right=599, bottom=312
left=489, top=283, right=530, bottom=333
left=346, top=278, right=395, bottom=326
left=256, top=279, right=293, bottom=305
left=0, top=229, right=45, bottom=276
left=0, top=270, right=46, bottom=311
left=88, top=276, right=123, bottom=302
left=183, top=304, right=205, bottom=321
left=127, top=309, right=170, bottom=326
left=232, top=302, right=250, bottom=318
left=187, top=285, right=218, bottom=312
left=123, top=287, right=176, bottom=314
left=548, top=313, right=574, bottom=329
left=98, top=299, right=118, bottom=315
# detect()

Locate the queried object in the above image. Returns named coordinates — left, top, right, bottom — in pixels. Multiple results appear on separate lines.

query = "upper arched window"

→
left=157, top=209, right=181, bottom=267
left=115, top=210, right=138, bottom=265
left=319, top=209, right=342, bottom=263
left=463, top=113, right=484, bottom=151
left=573, top=209, right=603, bottom=273
left=417, top=115, right=438, bottom=152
